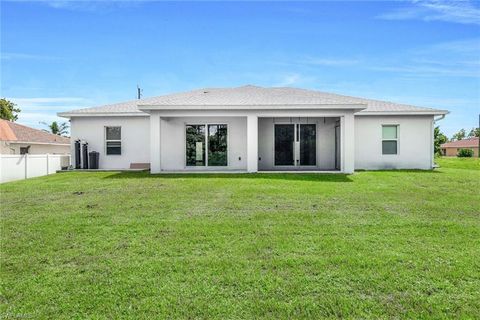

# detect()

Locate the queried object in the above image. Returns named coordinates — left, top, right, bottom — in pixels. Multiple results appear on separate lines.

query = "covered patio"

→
left=144, top=108, right=360, bottom=174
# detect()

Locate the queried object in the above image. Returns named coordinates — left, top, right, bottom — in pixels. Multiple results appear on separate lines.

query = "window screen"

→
left=382, top=125, right=398, bottom=155
left=106, top=127, right=121, bottom=155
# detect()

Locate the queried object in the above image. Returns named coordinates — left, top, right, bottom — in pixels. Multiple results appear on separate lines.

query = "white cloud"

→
left=377, top=0, right=480, bottom=25
left=275, top=74, right=302, bottom=87
left=9, top=97, right=87, bottom=105
left=6, top=0, right=148, bottom=11
left=0, top=52, right=59, bottom=61
left=273, top=74, right=318, bottom=87
left=297, top=57, right=359, bottom=67
left=17, top=112, right=69, bottom=131
left=366, top=38, right=480, bottom=78
left=5, top=97, right=90, bottom=129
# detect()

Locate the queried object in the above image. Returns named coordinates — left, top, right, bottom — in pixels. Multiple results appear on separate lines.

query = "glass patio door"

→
left=274, top=124, right=295, bottom=166
left=186, top=124, right=228, bottom=167
left=299, top=124, right=316, bottom=166
left=274, top=124, right=316, bottom=167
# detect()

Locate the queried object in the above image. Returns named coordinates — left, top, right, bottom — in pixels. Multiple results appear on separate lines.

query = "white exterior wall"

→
left=159, top=116, right=248, bottom=171
left=67, top=112, right=436, bottom=172
left=70, top=116, right=150, bottom=169
left=354, top=115, right=434, bottom=170
left=0, top=141, right=69, bottom=154
left=258, top=117, right=339, bottom=170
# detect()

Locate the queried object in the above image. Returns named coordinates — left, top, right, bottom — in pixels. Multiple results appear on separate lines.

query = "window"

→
left=382, top=125, right=398, bottom=155
left=105, top=126, right=121, bottom=155
left=185, top=124, right=227, bottom=167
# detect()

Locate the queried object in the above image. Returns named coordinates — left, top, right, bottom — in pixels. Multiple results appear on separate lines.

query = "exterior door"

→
left=274, top=124, right=295, bottom=166
left=274, top=124, right=316, bottom=167
left=299, top=124, right=316, bottom=166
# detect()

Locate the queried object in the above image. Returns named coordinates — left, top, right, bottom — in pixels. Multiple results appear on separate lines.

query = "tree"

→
left=451, top=128, right=466, bottom=141
left=434, top=126, right=448, bottom=156
left=468, top=127, right=480, bottom=138
left=0, top=98, right=21, bottom=121
left=40, top=121, right=69, bottom=136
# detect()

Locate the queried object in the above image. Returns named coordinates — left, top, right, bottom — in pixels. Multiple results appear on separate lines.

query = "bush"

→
left=457, top=149, right=474, bottom=157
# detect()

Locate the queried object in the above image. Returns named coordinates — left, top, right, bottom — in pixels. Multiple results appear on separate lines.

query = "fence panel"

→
left=0, top=154, right=70, bottom=183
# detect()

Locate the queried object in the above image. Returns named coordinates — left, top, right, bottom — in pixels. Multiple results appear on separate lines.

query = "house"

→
left=58, top=85, right=448, bottom=173
left=0, top=119, right=70, bottom=154
left=440, top=137, right=479, bottom=157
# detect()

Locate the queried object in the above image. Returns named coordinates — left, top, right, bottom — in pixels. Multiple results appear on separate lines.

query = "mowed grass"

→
left=1, top=158, right=479, bottom=319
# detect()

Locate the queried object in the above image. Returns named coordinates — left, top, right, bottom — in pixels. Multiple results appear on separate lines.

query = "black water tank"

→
left=89, top=151, right=99, bottom=169
left=82, top=142, right=89, bottom=169
left=74, top=140, right=81, bottom=169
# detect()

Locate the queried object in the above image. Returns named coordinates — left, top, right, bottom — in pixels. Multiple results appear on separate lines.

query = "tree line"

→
left=1, top=98, right=69, bottom=136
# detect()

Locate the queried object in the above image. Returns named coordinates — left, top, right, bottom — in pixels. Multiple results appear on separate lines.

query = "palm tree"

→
left=40, top=121, right=69, bottom=136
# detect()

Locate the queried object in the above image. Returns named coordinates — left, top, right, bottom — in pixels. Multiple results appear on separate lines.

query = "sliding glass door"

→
left=186, top=124, right=228, bottom=167
left=208, top=124, right=228, bottom=166
left=300, top=124, right=316, bottom=166
left=274, top=123, right=316, bottom=167
left=274, top=124, right=295, bottom=166
left=186, top=125, right=206, bottom=166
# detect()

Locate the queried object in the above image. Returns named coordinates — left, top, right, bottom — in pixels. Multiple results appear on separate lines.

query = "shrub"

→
left=457, top=149, right=474, bottom=157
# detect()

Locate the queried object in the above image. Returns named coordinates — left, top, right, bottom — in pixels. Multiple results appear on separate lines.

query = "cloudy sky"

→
left=1, top=0, right=479, bottom=137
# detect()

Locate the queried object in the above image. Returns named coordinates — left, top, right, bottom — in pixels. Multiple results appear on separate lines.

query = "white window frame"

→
left=184, top=123, right=229, bottom=168
left=382, top=124, right=399, bottom=155
left=105, top=126, right=122, bottom=156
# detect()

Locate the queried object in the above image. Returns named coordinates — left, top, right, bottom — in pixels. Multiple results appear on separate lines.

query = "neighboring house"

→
left=59, top=85, right=448, bottom=173
left=0, top=119, right=70, bottom=154
left=440, top=137, right=479, bottom=157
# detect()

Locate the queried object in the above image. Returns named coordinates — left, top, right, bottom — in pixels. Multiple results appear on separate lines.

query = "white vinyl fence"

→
left=0, top=154, right=70, bottom=183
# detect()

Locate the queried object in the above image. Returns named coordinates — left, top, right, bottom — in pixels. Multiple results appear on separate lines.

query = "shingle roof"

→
left=441, top=137, right=479, bottom=148
left=59, top=85, right=448, bottom=116
left=0, top=119, right=70, bottom=144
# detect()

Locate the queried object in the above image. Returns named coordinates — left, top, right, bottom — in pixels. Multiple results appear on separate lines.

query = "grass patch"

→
left=1, top=158, right=479, bottom=318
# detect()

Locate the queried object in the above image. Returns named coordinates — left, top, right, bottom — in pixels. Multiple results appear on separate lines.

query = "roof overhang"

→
left=2, top=140, right=70, bottom=146
left=137, top=104, right=367, bottom=112
left=357, top=110, right=449, bottom=116
left=57, top=112, right=148, bottom=118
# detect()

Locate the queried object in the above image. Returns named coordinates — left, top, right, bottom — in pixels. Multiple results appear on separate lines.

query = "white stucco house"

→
left=58, top=85, right=448, bottom=174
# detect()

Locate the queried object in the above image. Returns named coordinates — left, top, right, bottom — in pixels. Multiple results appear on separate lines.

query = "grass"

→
left=1, top=157, right=479, bottom=319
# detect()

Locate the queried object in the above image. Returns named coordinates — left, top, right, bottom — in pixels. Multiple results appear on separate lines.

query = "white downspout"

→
left=432, top=114, right=446, bottom=168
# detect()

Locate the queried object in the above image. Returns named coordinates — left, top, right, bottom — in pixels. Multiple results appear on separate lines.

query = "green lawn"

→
left=1, top=158, right=479, bottom=319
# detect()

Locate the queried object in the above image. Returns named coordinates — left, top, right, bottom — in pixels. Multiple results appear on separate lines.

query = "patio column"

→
left=341, top=112, right=355, bottom=174
left=247, top=115, right=258, bottom=173
left=150, top=113, right=161, bottom=173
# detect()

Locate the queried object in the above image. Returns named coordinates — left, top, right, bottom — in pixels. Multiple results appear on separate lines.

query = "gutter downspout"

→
left=433, top=114, right=446, bottom=168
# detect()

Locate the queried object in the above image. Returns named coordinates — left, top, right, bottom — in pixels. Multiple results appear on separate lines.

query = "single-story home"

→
left=59, top=85, right=448, bottom=173
left=0, top=119, right=70, bottom=154
left=440, top=137, right=479, bottom=157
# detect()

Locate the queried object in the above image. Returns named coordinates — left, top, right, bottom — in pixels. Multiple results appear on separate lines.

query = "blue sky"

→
left=1, top=0, right=479, bottom=137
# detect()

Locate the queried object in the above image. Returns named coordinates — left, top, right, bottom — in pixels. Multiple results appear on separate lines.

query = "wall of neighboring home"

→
left=0, top=141, right=70, bottom=154
left=443, top=147, right=479, bottom=157
left=70, top=116, right=150, bottom=169
left=258, top=117, right=339, bottom=170
left=354, top=115, right=434, bottom=170
left=159, top=116, right=248, bottom=171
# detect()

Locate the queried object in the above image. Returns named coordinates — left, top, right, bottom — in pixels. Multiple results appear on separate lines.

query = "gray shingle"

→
left=59, top=85, right=447, bottom=115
